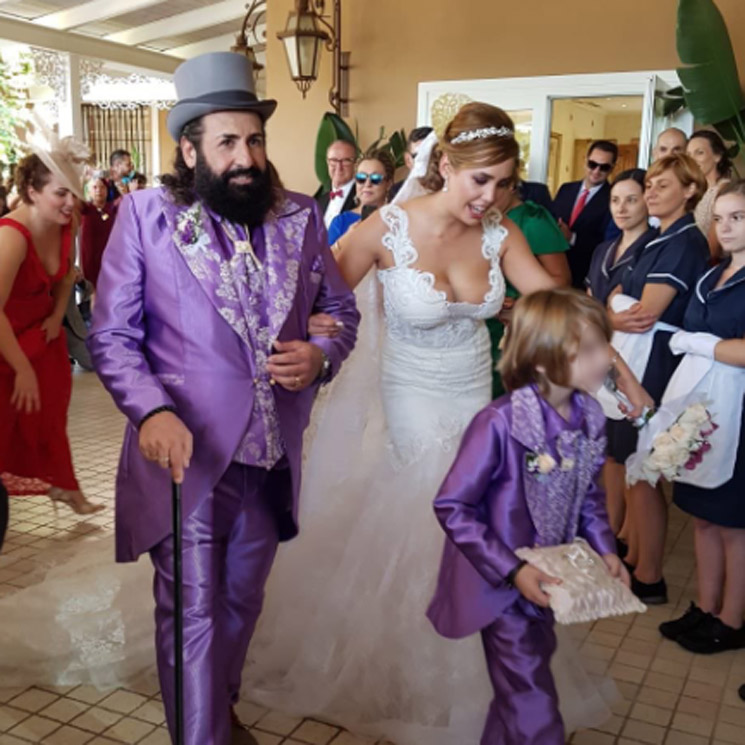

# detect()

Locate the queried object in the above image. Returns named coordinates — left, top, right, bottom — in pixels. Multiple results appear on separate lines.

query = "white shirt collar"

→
left=581, top=181, right=605, bottom=198
left=333, top=179, right=355, bottom=197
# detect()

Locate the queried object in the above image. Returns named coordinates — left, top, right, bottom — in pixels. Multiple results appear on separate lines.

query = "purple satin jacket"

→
left=88, top=188, right=360, bottom=562
left=427, top=389, right=615, bottom=639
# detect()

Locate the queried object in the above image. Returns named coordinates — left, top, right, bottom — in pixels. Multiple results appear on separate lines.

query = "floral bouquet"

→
left=626, top=403, right=717, bottom=487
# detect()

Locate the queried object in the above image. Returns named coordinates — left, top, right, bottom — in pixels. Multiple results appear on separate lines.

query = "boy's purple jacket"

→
left=427, top=388, right=615, bottom=639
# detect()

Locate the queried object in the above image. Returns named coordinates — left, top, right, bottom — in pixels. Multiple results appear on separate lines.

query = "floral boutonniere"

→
left=526, top=451, right=575, bottom=481
left=175, top=202, right=210, bottom=256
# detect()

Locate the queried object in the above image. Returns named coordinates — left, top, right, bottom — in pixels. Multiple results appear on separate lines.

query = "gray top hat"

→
left=166, top=52, right=277, bottom=141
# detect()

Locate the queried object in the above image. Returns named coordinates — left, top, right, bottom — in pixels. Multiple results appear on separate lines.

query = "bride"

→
left=245, top=103, right=619, bottom=744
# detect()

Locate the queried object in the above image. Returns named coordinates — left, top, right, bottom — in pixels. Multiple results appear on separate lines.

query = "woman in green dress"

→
left=487, top=180, right=571, bottom=397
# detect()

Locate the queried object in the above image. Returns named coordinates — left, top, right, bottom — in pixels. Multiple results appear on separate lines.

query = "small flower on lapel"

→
left=309, top=254, right=325, bottom=284
left=526, top=451, right=557, bottom=478
left=175, top=203, right=209, bottom=256
left=560, top=457, right=575, bottom=472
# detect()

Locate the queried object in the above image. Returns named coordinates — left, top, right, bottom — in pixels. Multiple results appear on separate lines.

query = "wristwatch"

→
left=317, top=350, right=332, bottom=384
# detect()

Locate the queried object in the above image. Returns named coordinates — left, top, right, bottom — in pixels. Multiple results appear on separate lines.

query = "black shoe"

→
left=631, top=575, right=668, bottom=605
left=659, top=602, right=710, bottom=641
left=677, top=616, right=745, bottom=655
left=739, top=683, right=745, bottom=702
left=616, top=537, right=629, bottom=560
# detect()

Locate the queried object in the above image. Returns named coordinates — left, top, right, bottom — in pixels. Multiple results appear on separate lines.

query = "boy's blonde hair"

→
left=499, top=289, right=612, bottom=395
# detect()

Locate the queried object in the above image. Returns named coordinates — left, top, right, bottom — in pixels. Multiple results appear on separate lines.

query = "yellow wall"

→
left=605, top=112, right=646, bottom=143
left=157, top=108, right=175, bottom=176
left=266, top=0, right=745, bottom=194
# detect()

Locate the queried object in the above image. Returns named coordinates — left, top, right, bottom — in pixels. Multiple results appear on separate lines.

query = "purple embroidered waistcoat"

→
left=170, top=203, right=289, bottom=469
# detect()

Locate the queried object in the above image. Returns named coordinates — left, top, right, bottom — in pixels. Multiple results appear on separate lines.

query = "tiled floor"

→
left=1, top=371, right=744, bottom=745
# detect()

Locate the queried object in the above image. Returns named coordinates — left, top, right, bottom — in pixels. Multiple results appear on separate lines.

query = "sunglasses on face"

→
left=587, top=159, right=613, bottom=173
left=355, top=172, right=385, bottom=185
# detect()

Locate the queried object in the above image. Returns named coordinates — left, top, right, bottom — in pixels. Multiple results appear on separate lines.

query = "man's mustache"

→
left=223, top=167, right=264, bottom=185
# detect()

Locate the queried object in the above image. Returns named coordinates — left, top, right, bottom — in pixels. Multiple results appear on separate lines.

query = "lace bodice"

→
left=376, top=204, right=507, bottom=348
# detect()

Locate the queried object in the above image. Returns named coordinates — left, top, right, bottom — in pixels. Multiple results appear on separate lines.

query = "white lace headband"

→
left=450, top=126, right=514, bottom=145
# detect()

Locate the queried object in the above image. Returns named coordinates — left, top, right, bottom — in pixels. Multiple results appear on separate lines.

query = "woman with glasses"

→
left=328, top=149, right=395, bottom=245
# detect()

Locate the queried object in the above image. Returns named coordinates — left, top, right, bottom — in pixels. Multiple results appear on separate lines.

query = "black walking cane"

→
left=172, top=480, right=185, bottom=745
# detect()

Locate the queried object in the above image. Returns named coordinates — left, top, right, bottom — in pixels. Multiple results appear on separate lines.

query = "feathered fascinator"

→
left=15, top=114, right=91, bottom=200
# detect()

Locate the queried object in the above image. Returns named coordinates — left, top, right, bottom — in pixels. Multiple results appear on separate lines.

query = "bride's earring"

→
left=442, top=176, right=449, bottom=193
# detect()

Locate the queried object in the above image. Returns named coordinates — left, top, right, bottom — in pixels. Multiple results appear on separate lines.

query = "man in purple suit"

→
left=88, top=52, right=359, bottom=745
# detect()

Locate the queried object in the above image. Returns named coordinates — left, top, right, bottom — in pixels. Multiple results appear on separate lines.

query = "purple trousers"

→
left=480, top=599, right=564, bottom=745
left=150, top=463, right=280, bottom=745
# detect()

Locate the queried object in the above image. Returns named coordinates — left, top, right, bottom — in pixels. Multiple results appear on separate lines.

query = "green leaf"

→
left=314, top=112, right=358, bottom=190
left=676, top=0, right=745, bottom=139
left=711, top=114, right=745, bottom=154
left=388, top=130, right=407, bottom=169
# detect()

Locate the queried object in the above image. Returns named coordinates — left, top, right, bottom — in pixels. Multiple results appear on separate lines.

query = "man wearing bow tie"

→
left=316, top=140, right=357, bottom=229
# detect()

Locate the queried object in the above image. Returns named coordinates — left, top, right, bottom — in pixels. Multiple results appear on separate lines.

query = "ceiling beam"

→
left=33, top=0, right=164, bottom=31
left=0, top=16, right=180, bottom=75
left=164, top=23, right=266, bottom=59
left=105, top=0, right=248, bottom=47
left=165, top=32, right=236, bottom=60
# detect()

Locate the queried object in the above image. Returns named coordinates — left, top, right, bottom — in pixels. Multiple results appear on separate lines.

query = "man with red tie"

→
left=316, top=140, right=357, bottom=229
left=552, top=140, right=617, bottom=288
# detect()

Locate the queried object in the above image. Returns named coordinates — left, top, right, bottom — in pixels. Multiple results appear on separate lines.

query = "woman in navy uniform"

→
left=609, top=154, right=709, bottom=604
left=586, top=169, right=657, bottom=305
left=586, top=169, right=657, bottom=543
left=658, top=180, right=745, bottom=654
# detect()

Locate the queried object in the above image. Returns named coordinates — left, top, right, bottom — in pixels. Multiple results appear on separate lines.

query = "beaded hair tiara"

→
left=450, top=126, right=514, bottom=145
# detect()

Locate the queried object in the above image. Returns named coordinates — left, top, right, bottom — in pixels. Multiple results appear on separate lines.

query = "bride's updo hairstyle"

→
left=420, top=103, right=520, bottom=192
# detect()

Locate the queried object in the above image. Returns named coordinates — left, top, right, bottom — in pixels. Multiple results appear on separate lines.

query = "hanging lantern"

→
left=277, top=0, right=330, bottom=98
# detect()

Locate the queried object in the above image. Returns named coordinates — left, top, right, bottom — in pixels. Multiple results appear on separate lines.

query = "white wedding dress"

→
left=0, top=203, right=616, bottom=744
left=245, top=204, right=617, bottom=744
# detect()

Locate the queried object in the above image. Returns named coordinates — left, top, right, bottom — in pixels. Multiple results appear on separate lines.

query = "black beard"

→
left=193, top=151, right=274, bottom=228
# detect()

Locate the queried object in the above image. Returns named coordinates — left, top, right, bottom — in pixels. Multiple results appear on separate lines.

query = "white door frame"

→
left=417, top=70, right=683, bottom=182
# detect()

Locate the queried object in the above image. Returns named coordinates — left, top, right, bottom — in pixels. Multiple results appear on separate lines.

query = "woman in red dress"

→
left=0, top=150, right=102, bottom=514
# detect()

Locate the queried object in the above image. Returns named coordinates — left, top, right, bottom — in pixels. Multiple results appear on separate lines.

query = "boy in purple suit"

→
left=88, top=52, right=359, bottom=745
left=427, top=289, right=628, bottom=745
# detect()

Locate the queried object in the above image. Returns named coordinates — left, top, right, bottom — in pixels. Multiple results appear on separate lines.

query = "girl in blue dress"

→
left=657, top=180, right=745, bottom=654
left=608, top=154, right=709, bottom=604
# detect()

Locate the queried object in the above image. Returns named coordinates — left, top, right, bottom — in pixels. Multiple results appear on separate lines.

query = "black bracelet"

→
left=138, top=405, right=177, bottom=431
left=505, top=560, right=528, bottom=588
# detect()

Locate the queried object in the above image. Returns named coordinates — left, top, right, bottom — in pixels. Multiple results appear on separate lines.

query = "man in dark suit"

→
left=316, top=139, right=357, bottom=230
left=552, top=140, right=618, bottom=288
